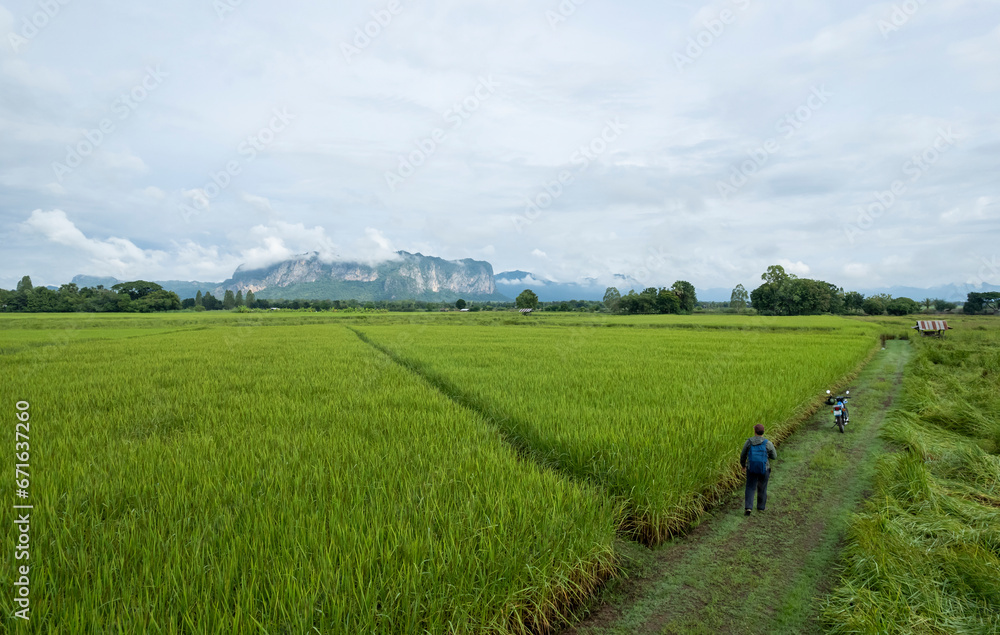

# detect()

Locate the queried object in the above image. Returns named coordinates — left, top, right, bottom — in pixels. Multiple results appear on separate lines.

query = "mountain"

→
left=496, top=272, right=735, bottom=303
left=857, top=283, right=999, bottom=303
left=217, top=251, right=511, bottom=302
left=495, top=271, right=609, bottom=301
left=71, top=275, right=220, bottom=298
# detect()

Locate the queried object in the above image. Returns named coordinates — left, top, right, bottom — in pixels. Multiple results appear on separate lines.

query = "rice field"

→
left=0, top=319, right=619, bottom=633
left=355, top=317, right=881, bottom=542
left=0, top=312, right=882, bottom=631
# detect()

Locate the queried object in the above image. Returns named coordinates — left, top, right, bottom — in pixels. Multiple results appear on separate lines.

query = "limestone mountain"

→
left=216, top=251, right=511, bottom=302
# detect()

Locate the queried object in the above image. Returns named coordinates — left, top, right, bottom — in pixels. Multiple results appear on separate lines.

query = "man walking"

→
left=740, top=423, right=777, bottom=516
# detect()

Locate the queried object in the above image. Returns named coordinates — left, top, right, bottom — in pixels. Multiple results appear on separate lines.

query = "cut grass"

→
left=824, top=317, right=1000, bottom=634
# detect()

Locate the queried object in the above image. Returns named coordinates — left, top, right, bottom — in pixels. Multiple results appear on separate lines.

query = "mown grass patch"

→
left=824, top=317, right=1000, bottom=634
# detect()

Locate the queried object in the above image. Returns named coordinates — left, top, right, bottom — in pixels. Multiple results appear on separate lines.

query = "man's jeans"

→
left=745, top=469, right=770, bottom=511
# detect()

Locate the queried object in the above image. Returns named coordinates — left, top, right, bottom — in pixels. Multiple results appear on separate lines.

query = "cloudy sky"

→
left=1, top=0, right=998, bottom=292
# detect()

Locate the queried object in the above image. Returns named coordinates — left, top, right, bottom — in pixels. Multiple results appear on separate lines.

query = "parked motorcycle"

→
left=825, top=390, right=850, bottom=433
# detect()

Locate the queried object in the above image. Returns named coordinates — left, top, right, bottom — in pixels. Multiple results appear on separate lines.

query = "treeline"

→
left=599, top=281, right=698, bottom=315
left=3, top=270, right=988, bottom=316
left=189, top=290, right=513, bottom=312
left=747, top=265, right=958, bottom=316
left=963, top=291, right=999, bottom=314
left=0, top=277, right=181, bottom=313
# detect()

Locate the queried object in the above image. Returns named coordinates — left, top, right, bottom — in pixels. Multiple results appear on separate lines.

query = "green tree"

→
left=637, top=287, right=658, bottom=313
left=603, top=287, right=621, bottom=313
left=749, top=282, right=778, bottom=314
left=933, top=298, right=957, bottom=312
left=202, top=292, right=222, bottom=310
left=245, top=290, right=255, bottom=308
left=26, top=287, right=58, bottom=312
left=963, top=291, right=1000, bottom=314
left=195, top=290, right=203, bottom=307
left=111, top=281, right=163, bottom=300
left=886, top=297, right=919, bottom=316
left=515, top=289, right=539, bottom=310
left=57, top=283, right=81, bottom=312
left=671, top=280, right=697, bottom=312
left=618, top=290, right=639, bottom=314
left=133, top=290, right=182, bottom=312
left=761, top=265, right=792, bottom=286
left=455, top=298, right=467, bottom=310
left=16, top=276, right=33, bottom=293
left=223, top=290, right=236, bottom=310
left=844, top=291, right=865, bottom=313
left=730, top=284, right=748, bottom=311
left=655, top=288, right=681, bottom=314
left=234, top=290, right=244, bottom=307
left=862, top=296, right=887, bottom=316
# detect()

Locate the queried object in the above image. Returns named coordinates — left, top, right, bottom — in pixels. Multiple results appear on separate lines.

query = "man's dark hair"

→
left=754, top=424, right=765, bottom=435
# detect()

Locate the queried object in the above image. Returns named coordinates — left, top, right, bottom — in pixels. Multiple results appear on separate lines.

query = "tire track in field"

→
left=561, top=340, right=912, bottom=635
left=347, top=326, right=574, bottom=474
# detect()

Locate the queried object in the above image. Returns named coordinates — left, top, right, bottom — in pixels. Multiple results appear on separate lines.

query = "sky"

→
left=0, top=0, right=998, bottom=292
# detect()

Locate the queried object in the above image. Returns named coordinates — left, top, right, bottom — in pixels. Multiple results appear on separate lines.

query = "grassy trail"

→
left=562, top=340, right=912, bottom=635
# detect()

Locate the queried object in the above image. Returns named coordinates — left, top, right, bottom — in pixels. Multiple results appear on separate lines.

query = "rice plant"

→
left=0, top=320, right=619, bottom=633
left=357, top=316, right=880, bottom=542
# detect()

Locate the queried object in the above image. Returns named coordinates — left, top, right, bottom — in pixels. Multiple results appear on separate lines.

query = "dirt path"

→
left=562, top=340, right=911, bottom=635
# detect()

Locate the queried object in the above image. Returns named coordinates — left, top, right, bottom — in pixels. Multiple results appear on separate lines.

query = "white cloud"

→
left=777, top=259, right=811, bottom=277
left=949, top=24, right=1000, bottom=88
left=20, top=209, right=167, bottom=276
left=233, top=223, right=401, bottom=271
left=240, top=192, right=273, bottom=214
left=181, top=188, right=211, bottom=211
left=842, top=263, right=871, bottom=278
left=497, top=274, right=544, bottom=286
left=0, top=1, right=997, bottom=291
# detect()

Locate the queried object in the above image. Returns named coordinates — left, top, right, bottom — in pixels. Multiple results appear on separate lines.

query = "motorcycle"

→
left=825, top=390, right=850, bottom=433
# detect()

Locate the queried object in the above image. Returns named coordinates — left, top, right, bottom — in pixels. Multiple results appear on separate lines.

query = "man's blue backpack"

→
left=748, top=439, right=769, bottom=475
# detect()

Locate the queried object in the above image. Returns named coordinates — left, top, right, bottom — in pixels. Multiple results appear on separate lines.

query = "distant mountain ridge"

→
left=66, top=263, right=997, bottom=304
left=71, top=275, right=219, bottom=299
left=217, top=251, right=511, bottom=302
left=497, top=273, right=997, bottom=304
left=495, top=270, right=628, bottom=302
